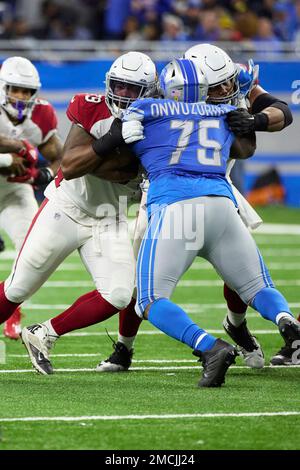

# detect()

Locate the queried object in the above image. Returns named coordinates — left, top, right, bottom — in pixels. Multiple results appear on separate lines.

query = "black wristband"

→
left=35, top=167, right=54, bottom=185
left=92, top=119, right=124, bottom=157
left=254, top=112, right=269, bottom=131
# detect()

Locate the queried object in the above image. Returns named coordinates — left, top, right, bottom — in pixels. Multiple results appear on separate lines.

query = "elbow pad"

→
left=252, top=93, right=293, bottom=128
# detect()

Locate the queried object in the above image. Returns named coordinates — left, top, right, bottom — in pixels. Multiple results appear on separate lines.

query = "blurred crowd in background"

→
left=0, top=0, right=300, bottom=45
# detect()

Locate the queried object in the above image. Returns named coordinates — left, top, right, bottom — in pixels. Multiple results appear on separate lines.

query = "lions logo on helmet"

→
left=0, top=56, right=41, bottom=120
left=159, top=58, right=208, bottom=103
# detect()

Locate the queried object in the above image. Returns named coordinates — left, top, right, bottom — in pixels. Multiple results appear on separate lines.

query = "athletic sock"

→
left=118, top=334, right=135, bottom=351
left=252, top=287, right=292, bottom=324
left=50, top=290, right=118, bottom=336
left=0, top=282, right=21, bottom=324
left=227, top=309, right=247, bottom=327
left=148, top=298, right=216, bottom=352
left=224, top=284, right=247, bottom=315
left=119, top=298, right=142, bottom=337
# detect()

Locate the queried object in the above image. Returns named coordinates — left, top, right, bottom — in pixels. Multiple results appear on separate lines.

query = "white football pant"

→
left=4, top=198, right=135, bottom=309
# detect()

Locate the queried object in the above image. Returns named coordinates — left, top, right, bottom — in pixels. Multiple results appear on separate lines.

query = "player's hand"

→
left=122, top=120, right=144, bottom=144
left=7, top=165, right=39, bottom=184
left=227, top=109, right=255, bottom=135
left=17, top=139, right=39, bottom=166
left=9, top=155, right=28, bottom=176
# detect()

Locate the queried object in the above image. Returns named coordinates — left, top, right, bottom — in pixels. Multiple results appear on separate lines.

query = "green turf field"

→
left=0, top=206, right=299, bottom=450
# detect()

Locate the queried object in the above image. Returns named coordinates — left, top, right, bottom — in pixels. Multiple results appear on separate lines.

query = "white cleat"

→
left=238, top=343, right=265, bottom=369
left=21, top=324, right=56, bottom=375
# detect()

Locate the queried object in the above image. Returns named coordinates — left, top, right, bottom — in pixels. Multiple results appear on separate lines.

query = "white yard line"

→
left=5, top=355, right=300, bottom=366
left=254, top=224, right=300, bottom=235
left=19, top=302, right=300, bottom=313
left=0, top=411, right=299, bottom=423
left=14, top=280, right=300, bottom=288
left=0, top=365, right=299, bottom=373
left=178, top=280, right=300, bottom=287
left=1, top=261, right=300, bottom=271
left=0, top=329, right=280, bottom=339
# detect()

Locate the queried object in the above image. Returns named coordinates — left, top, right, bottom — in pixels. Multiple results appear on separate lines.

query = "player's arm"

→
left=61, top=120, right=140, bottom=181
left=0, top=154, right=27, bottom=176
left=60, top=124, right=102, bottom=179
left=0, top=134, right=24, bottom=153
left=248, top=85, right=293, bottom=132
left=0, top=136, right=38, bottom=178
left=228, top=85, right=293, bottom=135
left=38, top=134, right=62, bottom=174
left=230, top=133, right=256, bottom=159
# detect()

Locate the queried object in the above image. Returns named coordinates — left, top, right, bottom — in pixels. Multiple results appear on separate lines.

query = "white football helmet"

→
left=105, top=51, right=157, bottom=118
left=184, top=44, right=239, bottom=104
left=159, top=58, right=208, bottom=103
left=0, top=56, right=41, bottom=119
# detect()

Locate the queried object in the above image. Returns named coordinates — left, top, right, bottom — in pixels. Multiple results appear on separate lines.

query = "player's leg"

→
left=28, top=217, right=136, bottom=374
left=12, top=200, right=88, bottom=374
left=0, top=186, right=38, bottom=339
left=223, top=283, right=264, bottom=368
left=98, top=194, right=148, bottom=372
left=203, top=197, right=300, bottom=364
left=270, top=313, right=300, bottom=365
left=136, top=199, right=237, bottom=387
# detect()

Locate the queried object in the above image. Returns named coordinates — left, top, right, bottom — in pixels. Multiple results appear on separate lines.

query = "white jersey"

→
left=45, top=93, right=141, bottom=222
left=0, top=99, right=58, bottom=198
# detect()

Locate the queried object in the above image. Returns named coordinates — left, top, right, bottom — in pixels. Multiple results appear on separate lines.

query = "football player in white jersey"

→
left=0, top=51, right=157, bottom=374
left=183, top=43, right=295, bottom=366
left=0, top=56, right=62, bottom=339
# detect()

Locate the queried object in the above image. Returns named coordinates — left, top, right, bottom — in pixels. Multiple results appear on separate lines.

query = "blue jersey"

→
left=123, top=98, right=237, bottom=212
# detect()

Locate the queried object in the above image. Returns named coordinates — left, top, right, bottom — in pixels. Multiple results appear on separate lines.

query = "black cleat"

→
left=270, top=344, right=298, bottom=366
left=278, top=317, right=300, bottom=346
left=193, top=338, right=237, bottom=388
left=223, top=316, right=259, bottom=351
left=0, top=235, right=5, bottom=252
left=96, top=341, right=133, bottom=372
left=223, top=316, right=264, bottom=368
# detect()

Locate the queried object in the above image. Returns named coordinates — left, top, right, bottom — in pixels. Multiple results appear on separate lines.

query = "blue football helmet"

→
left=237, top=59, right=259, bottom=98
left=159, top=58, right=208, bottom=103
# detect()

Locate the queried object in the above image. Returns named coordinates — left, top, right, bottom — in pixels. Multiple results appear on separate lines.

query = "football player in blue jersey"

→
left=91, top=57, right=300, bottom=386
left=184, top=43, right=296, bottom=366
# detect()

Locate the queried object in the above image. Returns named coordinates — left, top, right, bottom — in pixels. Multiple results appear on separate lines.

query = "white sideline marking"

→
left=0, top=365, right=299, bottom=374
left=0, top=411, right=299, bottom=423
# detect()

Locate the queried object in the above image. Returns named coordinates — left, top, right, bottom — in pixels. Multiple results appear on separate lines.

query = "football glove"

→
left=227, top=108, right=269, bottom=135
left=122, top=120, right=144, bottom=144
left=7, top=167, right=54, bottom=186
left=17, top=139, right=39, bottom=166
